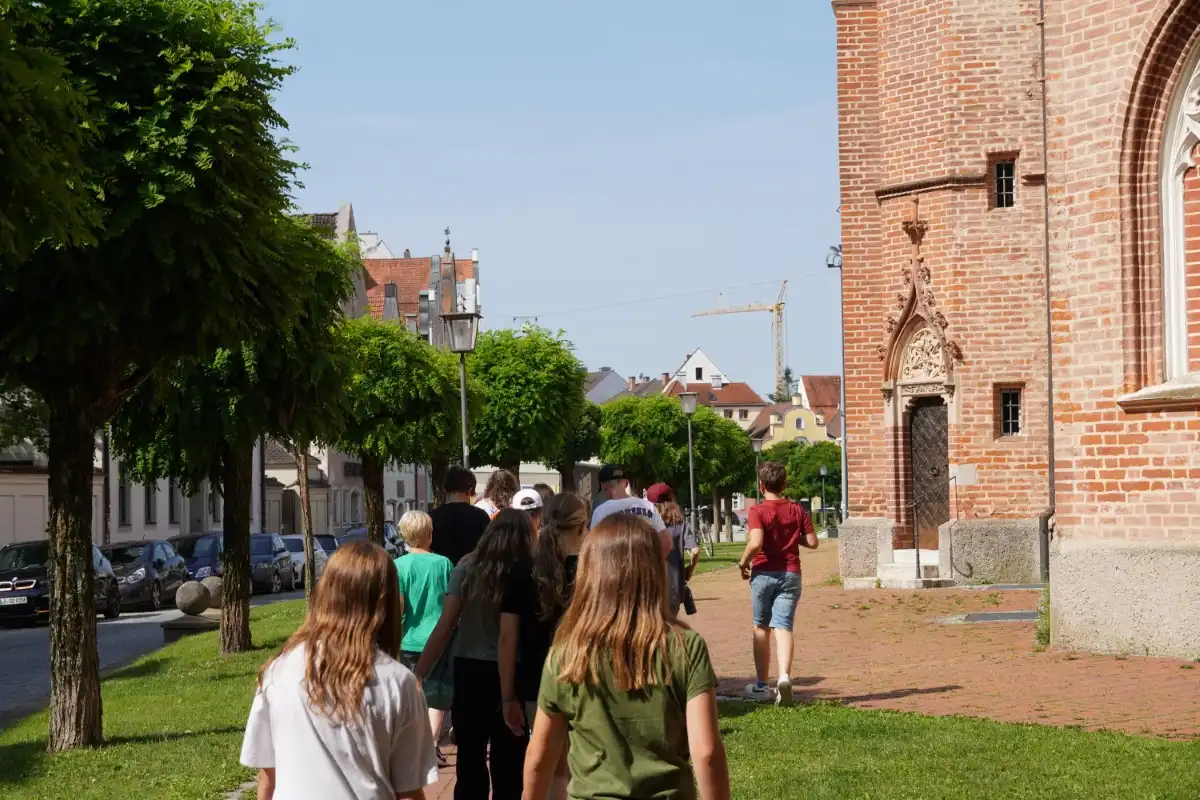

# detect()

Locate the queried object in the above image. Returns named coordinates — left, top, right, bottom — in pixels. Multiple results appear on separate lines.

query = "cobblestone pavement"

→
left=425, top=541, right=1200, bottom=797
left=0, top=589, right=305, bottom=728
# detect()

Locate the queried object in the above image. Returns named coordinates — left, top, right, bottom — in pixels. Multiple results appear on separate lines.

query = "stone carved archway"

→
left=877, top=197, right=961, bottom=409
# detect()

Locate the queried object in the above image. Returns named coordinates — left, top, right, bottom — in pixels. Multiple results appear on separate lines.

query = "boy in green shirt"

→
left=395, top=510, right=453, bottom=765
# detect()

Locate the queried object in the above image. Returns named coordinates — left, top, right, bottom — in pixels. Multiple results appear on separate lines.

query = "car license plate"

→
left=0, top=596, right=28, bottom=606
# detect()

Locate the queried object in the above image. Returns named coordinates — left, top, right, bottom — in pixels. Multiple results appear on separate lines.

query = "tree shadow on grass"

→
left=105, top=657, right=170, bottom=682
left=0, top=726, right=244, bottom=787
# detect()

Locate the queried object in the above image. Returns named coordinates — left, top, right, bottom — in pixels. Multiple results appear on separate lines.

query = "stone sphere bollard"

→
left=176, top=581, right=211, bottom=616
left=200, top=576, right=223, bottom=609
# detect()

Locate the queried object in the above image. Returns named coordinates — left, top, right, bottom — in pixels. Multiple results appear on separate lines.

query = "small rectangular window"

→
left=695, top=366, right=703, bottom=380
left=739, top=409, right=749, bottom=420
left=994, top=160, right=1016, bottom=208
left=117, top=463, right=131, bottom=527
left=999, top=388, right=1022, bottom=436
left=145, top=482, right=157, bottom=526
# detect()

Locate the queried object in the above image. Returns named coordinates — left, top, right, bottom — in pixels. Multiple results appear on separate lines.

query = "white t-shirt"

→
left=240, top=644, right=439, bottom=799
left=591, top=496, right=667, bottom=532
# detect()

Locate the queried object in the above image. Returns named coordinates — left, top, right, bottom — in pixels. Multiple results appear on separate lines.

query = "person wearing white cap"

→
left=511, top=488, right=544, bottom=535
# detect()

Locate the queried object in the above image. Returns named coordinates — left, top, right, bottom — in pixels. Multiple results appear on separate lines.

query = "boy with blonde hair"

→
left=395, top=510, right=454, bottom=764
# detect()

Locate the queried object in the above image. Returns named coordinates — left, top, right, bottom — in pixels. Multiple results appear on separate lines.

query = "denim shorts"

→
left=750, top=571, right=801, bottom=631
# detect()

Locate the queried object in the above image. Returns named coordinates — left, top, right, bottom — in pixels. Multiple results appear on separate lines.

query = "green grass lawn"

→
left=720, top=701, right=1200, bottom=799
left=694, top=541, right=743, bottom=575
left=0, top=600, right=307, bottom=800
left=2, top=602, right=1198, bottom=800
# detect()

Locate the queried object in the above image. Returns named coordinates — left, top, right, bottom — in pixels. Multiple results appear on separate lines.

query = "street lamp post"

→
left=441, top=309, right=482, bottom=468
left=752, top=437, right=763, bottom=502
left=680, top=392, right=699, bottom=533
left=827, top=245, right=848, bottom=523
left=819, top=464, right=829, bottom=530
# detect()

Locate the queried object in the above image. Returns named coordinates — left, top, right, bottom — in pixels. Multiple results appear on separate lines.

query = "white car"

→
left=280, top=535, right=329, bottom=585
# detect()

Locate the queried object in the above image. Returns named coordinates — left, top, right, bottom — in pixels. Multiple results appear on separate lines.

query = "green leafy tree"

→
left=0, top=380, right=48, bottom=451
left=692, top=411, right=755, bottom=540
left=1, top=0, right=307, bottom=751
left=546, top=401, right=601, bottom=493
left=394, top=347, right=483, bottom=508
left=757, top=439, right=842, bottom=519
left=113, top=221, right=356, bottom=652
left=768, top=366, right=797, bottom=404
left=468, top=326, right=587, bottom=476
left=0, top=0, right=96, bottom=261
left=338, top=318, right=461, bottom=544
left=599, top=395, right=689, bottom=490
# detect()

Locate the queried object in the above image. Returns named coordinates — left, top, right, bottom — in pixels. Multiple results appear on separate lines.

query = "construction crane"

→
left=693, top=280, right=788, bottom=393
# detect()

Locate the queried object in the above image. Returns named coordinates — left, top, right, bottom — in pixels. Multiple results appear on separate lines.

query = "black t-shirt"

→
left=430, top=502, right=492, bottom=566
left=501, top=554, right=578, bottom=701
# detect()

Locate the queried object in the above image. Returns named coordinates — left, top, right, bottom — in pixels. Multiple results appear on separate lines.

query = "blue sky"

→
left=268, top=0, right=842, bottom=396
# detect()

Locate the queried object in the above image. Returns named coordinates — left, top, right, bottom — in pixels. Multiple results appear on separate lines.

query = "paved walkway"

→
left=426, top=543, right=1200, bottom=797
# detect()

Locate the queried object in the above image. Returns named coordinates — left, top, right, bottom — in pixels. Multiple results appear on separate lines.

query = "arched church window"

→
left=1160, top=46, right=1200, bottom=379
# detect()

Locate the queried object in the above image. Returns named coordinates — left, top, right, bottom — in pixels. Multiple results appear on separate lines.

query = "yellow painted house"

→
left=747, top=395, right=839, bottom=447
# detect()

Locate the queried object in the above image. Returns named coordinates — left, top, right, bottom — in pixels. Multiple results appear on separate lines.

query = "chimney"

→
left=403, top=248, right=411, bottom=258
left=791, top=394, right=803, bottom=407
left=600, top=366, right=612, bottom=372
left=661, top=372, right=670, bottom=384
left=628, top=376, right=637, bottom=391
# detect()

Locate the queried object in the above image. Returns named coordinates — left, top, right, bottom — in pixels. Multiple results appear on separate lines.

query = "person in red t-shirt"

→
left=736, top=461, right=818, bottom=706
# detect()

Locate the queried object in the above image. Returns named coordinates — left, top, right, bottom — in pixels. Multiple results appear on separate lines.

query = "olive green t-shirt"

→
left=538, top=628, right=718, bottom=800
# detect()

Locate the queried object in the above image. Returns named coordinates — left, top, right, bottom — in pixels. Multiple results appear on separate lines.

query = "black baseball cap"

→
left=598, top=465, right=627, bottom=483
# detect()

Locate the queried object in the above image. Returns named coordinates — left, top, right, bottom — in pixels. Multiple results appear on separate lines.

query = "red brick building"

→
left=833, top=0, right=1200, bottom=657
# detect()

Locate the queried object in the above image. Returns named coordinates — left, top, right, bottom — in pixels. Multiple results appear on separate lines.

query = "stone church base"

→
left=1051, top=538, right=1200, bottom=660
left=837, top=518, right=894, bottom=585
left=939, top=519, right=1042, bottom=586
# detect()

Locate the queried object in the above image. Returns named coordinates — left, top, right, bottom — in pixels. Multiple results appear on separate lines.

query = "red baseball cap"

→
left=646, top=483, right=673, bottom=503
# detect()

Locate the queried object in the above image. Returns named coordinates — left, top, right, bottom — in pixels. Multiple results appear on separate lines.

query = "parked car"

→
left=280, top=535, right=329, bottom=585
left=316, top=534, right=339, bottom=554
left=340, top=522, right=406, bottom=559
left=250, top=533, right=296, bottom=594
left=0, top=540, right=121, bottom=623
left=101, top=540, right=188, bottom=611
left=170, top=532, right=224, bottom=581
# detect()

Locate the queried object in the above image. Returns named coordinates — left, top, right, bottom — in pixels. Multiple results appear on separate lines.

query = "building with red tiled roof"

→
left=664, top=380, right=767, bottom=431
left=361, top=243, right=479, bottom=346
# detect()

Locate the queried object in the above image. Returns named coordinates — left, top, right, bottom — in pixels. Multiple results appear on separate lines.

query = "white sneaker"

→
left=776, top=675, right=793, bottom=707
left=744, top=682, right=771, bottom=702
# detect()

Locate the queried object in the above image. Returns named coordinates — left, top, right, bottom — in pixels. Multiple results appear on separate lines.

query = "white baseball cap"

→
left=511, top=488, right=543, bottom=511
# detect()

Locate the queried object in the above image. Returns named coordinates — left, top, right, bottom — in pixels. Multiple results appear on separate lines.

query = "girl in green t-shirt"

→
left=523, top=514, right=732, bottom=800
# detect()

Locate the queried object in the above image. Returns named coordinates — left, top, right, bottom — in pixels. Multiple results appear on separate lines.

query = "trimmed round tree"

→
left=338, top=318, right=462, bottom=546
left=111, top=221, right=356, bottom=654
left=1, top=0, right=310, bottom=751
left=468, top=325, right=587, bottom=476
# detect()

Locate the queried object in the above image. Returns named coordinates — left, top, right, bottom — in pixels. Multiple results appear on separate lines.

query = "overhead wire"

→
left=498, top=266, right=833, bottom=322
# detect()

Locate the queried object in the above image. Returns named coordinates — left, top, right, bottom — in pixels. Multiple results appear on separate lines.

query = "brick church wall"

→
left=835, top=0, right=1050, bottom=542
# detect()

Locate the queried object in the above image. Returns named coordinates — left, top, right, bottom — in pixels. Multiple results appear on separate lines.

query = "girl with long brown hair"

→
left=240, top=539, right=438, bottom=800
left=475, top=468, right=520, bottom=519
left=415, top=508, right=533, bottom=800
left=522, top=514, right=731, bottom=800
left=499, top=494, right=588, bottom=798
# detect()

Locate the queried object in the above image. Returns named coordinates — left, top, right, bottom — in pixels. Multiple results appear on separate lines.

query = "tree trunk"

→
left=295, top=447, right=316, bottom=601
left=362, top=453, right=385, bottom=546
left=220, top=442, right=254, bottom=654
left=723, top=490, right=735, bottom=541
left=711, top=487, right=722, bottom=542
left=46, top=396, right=103, bottom=751
left=559, top=467, right=577, bottom=494
left=429, top=456, right=449, bottom=508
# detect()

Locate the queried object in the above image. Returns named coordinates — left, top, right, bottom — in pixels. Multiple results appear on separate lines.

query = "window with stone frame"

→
left=990, top=154, right=1018, bottom=209
left=995, top=384, right=1024, bottom=438
left=1161, top=50, right=1200, bottom=379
